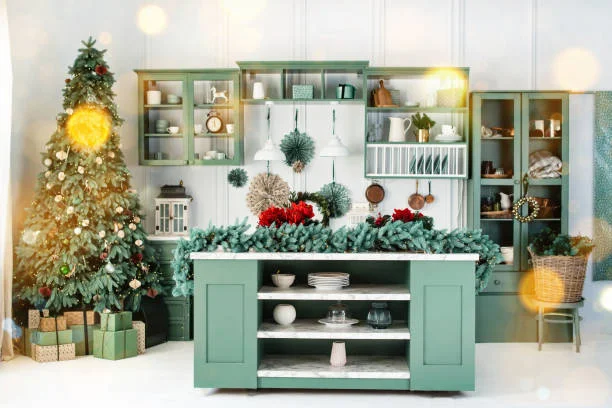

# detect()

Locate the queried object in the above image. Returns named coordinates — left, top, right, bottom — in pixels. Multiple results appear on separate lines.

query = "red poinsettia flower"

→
left=131, top=252, right=143, bottom=264
left=95, top=64, right=108, bottom=75
left=100, top=252, right=108, bottom=260
left=285, top=201, right=314, bottom=225
left=392, top=208, right=416, bottom=223
left=38, top=287, right=52, bottom=298
left=258, top=206, right=287, bottom=227
left=374, top=213, right=385, bottom=227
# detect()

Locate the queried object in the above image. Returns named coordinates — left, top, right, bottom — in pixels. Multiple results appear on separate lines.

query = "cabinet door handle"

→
left=494, top=279, right=501, bottom=285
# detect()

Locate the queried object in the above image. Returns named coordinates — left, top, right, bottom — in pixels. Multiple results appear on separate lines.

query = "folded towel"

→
left=529, top=150, right=562, bottom=178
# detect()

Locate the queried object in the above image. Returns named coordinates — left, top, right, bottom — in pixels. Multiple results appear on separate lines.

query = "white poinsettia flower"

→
left=135, top=239, right=143, bottom=247
left=129, top=223, right=136, bottom=230
left=82, top=219, right=90, bottom=227
left=108, top=151, right=115, bottom=158
left=98, top=230, right=106, bottom=238
left=22, top=229, right=40, bottom=245
left=66, top=108, right=74, bottom=115
left=58, top=172, right=65, bottom=181
left=54, top=195, right=63, bottom=202
left=77, top=166, right=85, bottom=174
left=46, top=183, right=53, bottom=190
left=45, top=171, right=51, bottom=178
left=44, top=158, right=52, bottom=167
left=74, top=227, right=82, bottom=235
left=133, top=216, right=141, bottom=223
left=117, top=230, right=125, bottom=238
left=95, top=157, right=103, bottom=165
left=66, top=206, right=74, bottom=214
left=115, top=206, right=124, bottom=214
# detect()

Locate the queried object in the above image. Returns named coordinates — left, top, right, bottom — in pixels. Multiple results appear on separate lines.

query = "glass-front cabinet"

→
left=471, top=91, right=569, bottom=292
left=136, top=69, right=242, bottom=165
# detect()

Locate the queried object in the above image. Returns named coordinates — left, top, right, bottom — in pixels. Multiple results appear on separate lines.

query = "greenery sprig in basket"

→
left=528, top=228, right=594, bottom=303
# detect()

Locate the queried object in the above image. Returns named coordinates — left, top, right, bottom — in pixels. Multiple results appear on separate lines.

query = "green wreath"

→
left=290, top=191, right=331, bottom=226
left=512, top=196, right=540, bottom=223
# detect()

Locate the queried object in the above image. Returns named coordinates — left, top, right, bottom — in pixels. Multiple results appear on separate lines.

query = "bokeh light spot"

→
left=66, top=105, right=112, bottom=152
left=137, top=5, right=168, bottom=35
left=99, top=32, right=113, bottom=45
left=599, top=286, right=612, bottom=312
left=221, top=0, right=267, bottom=22
left=537, top=386, right=551, bottom=401
left=553, top=48, right=600, bottom=91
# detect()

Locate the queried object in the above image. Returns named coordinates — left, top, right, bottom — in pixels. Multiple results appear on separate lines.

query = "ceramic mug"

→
left=147, top=90, right=161, bottom=105
left=226, top=124, right=235, bottom=134
left=441, top=125, right=457, bottom=136
left=205, top=150, right=217, bottom=159
left=252, top=82, right=265, bottom=99
left=154, top=152, right=163, bottom=160
left=167, top=126, right=180, bottom=134
left=167, top=94, right=180, bottom=104
left=194, top=124, right=203, bottom=135
left=216, top=152, right=226, bottom=160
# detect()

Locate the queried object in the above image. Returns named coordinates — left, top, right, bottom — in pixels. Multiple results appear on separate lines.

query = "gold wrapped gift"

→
left=31, top=343, right=76, bottom=362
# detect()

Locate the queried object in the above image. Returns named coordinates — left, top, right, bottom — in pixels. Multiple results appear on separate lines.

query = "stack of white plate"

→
left=435, top=133, right=462, bottom=143
left=307, top=273, right=350, bottom=290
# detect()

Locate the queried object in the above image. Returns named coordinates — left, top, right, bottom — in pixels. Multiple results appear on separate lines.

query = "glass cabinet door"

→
left=139, top=74, right=189, bottom=165
left=188, top=72, right=241, bottom=165
left=472, top=93, right=522, bottom=272
left=520, top=92, right=569, bottom=271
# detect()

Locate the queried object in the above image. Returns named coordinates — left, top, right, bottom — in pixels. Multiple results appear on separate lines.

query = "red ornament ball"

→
left=100, top=252, right=108, bottom=260
left=38, top=287, right=52, bottom=298
left=131, top=253, right=143, bottom=264
left=146, top=288, right=159, bottom=298
left=95, top=65, right=108, bottom=75
left=65, top=78, right=71, bottom=84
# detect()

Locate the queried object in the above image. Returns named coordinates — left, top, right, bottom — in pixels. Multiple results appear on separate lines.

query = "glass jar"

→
left=367, top=302, right=392, bottom=329
left=327, top=302, right=351, bottom=322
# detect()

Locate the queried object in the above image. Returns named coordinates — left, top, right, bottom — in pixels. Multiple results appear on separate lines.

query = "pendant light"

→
left=320, top=102, right=349, bottom=182
left=254, top=101, right=285, bottom=164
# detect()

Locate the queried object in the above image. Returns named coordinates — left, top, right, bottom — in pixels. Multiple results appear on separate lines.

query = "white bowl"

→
left=500, top=246, right=514, bottom=264
left=271, top=274, right=295, bottom=288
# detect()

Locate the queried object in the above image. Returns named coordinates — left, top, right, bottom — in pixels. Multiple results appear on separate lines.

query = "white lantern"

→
left=154, top=181, right=193, bottom=236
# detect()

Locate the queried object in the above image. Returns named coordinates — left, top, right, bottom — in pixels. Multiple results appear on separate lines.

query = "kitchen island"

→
left=190, top=252, right=479, bottom=391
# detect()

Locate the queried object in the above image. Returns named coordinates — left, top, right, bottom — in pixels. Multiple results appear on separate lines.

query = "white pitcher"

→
left=499, top=192, right=513, bottom=211
left=388, top=117, right=412, bottom=142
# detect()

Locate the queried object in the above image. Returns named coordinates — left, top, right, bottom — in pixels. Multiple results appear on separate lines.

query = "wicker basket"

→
left=528, top=247, right=588, bottom=303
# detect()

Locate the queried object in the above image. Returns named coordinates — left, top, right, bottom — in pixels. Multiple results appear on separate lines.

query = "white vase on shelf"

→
left=330, top=341, right=347, bottom=367
left=272, top=304, right=296, bottom=326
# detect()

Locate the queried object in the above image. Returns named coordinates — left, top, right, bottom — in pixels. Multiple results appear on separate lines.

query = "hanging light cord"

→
left=267, top=104, right=271, bottom=175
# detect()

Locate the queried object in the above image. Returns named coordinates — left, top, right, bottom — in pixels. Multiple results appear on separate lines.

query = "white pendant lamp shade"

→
left=254, top=102, right=285, bottom=161
left=320, top=106, right=349, bottom=157
left=254, top=139, right=285, bottom=161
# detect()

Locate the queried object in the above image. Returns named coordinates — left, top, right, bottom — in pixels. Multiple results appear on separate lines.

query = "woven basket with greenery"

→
left=528, top=229, right=594, bottom=303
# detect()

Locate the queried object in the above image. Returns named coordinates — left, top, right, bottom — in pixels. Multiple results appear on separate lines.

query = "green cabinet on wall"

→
left=470, top=91, right=571, bottom=343
left=150, top=239, right=192, bottom=341
left=135, top=69, right=242, bottom=166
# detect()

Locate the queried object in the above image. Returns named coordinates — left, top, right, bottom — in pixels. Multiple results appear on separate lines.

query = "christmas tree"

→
left=14, top=38, right=163, bottom=313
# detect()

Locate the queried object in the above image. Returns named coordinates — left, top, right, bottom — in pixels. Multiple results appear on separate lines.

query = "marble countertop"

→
left=147, top=235, right=189, bottom=241
left=190, top=252, right=479, bottom=261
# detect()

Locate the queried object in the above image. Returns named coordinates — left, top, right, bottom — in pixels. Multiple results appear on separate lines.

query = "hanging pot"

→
left=365, top=182, right=385, bottom=211
left=408, top=180, right=425, bottom=210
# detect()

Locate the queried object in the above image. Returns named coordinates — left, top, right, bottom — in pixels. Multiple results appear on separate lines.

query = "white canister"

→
left=273, top=304, right=296, bottom=326
left=330, top=341, right=347, bottom=367
left=252, top=82, right=265, bottom=99
left=500, top=246, right=514, bottom=265
left=147, top=90, right=162, bottom=105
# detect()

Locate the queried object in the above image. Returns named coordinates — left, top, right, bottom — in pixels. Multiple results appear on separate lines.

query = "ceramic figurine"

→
left=209, top=87, right=229, bottom=104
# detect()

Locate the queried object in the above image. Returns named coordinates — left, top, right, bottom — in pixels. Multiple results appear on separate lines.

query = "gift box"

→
left=132, top=321, right=146, bottom=354
left=64, top=311, right=96, bottom=327
left=93, top=328, right=138, bottom=360
left=100, top=311, right=132, bottom=332
left=71, top=324, right=99, bottom=356
left=33, top=329, right=72, bottom=346
left=20, top=327, right=37, bottom=356
left=28, top=309, right=48, bottom=329
left=38, top=316, right=67, bottom=332
left=31, top=343, right=76, bottom=362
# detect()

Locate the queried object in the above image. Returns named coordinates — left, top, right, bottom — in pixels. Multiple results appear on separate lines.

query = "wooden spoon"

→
left=408, top=180, right=425, bottom=210
left=425, top=181, right=435, bottom=204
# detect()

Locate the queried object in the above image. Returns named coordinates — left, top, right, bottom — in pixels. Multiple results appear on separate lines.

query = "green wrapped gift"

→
left=93, top=328, right=137, bottom=360
left=71, top=324, right=99, bottom=356
left=33, top=329, right=72, bottom=346
left=100, top=311, right=132, bottom=332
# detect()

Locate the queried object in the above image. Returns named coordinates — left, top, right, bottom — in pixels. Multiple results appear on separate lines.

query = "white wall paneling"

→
left=8, top=0, right=612, bottom=331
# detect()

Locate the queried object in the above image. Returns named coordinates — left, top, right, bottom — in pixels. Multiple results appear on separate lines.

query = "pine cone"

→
left=292, top=160, right=305, bottom=173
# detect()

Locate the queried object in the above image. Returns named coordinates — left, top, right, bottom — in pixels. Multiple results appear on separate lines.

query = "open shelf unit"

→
left=258, top=320, right=410, bottom=340
left=363, top=67, right=470, bottom=178
left=470, top=91, right=569, bottom=293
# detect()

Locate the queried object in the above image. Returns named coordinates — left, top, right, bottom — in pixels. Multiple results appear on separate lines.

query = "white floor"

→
left=1, top=339, right=612, bottom=408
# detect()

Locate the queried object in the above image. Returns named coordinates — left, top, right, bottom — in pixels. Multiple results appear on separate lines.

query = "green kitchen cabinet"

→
left=470, top=91, right=571, bottom=343
left=409, top=260, right=475, bottom=391
left=193, top=260, right=260, bottom=389
left=135, top=69, right=242, bottom=166
left=149, top=238, right=192, bottom=341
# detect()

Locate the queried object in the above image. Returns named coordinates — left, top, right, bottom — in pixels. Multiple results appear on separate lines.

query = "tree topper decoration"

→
left=280, top=109, right=315, bottom=173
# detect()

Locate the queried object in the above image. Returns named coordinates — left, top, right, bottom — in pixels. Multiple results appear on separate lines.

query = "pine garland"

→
left=171, top=220, right=503, bottom=297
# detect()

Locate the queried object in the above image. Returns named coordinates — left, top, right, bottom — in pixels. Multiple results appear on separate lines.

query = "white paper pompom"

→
left=45, top=171, right=51, bottom=178
left=133, top=216, right=141, bottom=223
left=54, top=195, right=63, bottom=202
left=58, top=172, right=65, bottom=181
left=44, top=158, right=52, bottom=167
left=66, top=206, right=74, bottom=214
left=98, top=230, right=106, bottom=238
left=46, top=183, right=53, bottom=190
left=135, top=239, right=143, bottom=247
left=77, top=166, right=85, bottom=174
left=128, top=223, right=136, bottom=231
left=74, top=227, right=82, bottom=235
left=108, top=151, right=115, bottom=158
left=95, top=157, right=103, bottom=165
left=82, top=219, right=90, bottom=227
left=116, top=206, right=124, bottom=214
left=66, top=108, right=74, bottom=115
left=117, top=230, right=125, bottom=238
left=55, top=151, right=67, bottom=161
left=129, top=279, right=141, bottom=289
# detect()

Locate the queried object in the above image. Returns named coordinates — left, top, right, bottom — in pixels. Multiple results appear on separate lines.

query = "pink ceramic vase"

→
left=330, top=341, right=346, bottom=367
